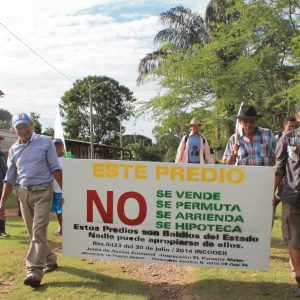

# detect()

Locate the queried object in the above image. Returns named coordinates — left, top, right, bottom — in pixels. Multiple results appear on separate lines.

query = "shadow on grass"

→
left=270, top=254, right=289, bottom=264
left=271, top=236, right=287, bottom=249
left=37, top=266, right=150, bottom=297
left=8, top=237, right=63, bottom=247
left=7, top=222, right=24, bottom=228
left=189, top=279, right=294, bottom=300
left=7, top=235, right=28, bottom=242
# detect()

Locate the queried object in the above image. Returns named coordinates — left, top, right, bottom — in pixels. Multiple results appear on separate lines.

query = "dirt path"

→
left=123, top=263, right=199, bottom=300
left=53, top=235, right=199, bottom=299
left=6, top=209, right=199, bottom=299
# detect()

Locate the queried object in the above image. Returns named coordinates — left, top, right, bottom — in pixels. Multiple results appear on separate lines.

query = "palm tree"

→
left=137, top=6, right=208, bottom=85
left=154, top=6, right=208, bottom=47
left=137, top=50, right=169, bottom=85
left=136, top=2, right=240, bottom=149
left=137, top=2, right=239, bottom=85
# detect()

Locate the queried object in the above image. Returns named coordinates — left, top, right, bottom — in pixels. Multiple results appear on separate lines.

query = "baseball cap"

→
left=12, top=113, right=31, bottom=128
left=53, top=138, right=64, bottom=145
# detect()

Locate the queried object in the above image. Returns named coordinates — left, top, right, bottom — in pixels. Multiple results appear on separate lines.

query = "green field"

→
left=0, top=202, right=297, bottom=300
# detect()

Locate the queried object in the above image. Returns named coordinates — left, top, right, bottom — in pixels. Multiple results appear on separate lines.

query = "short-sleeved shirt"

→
left=53, top=156, right=63, bottom=193
left=5, top=133, right=61, bottom=186
left=222, top=127, right=276, bottom=166
left=188, top=135, right=201, bottom=163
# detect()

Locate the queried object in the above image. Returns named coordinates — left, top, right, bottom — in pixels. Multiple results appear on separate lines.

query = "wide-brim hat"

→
left=237, top=104, right=262, bottom=119
left=186, top=118, right=201, bottom=127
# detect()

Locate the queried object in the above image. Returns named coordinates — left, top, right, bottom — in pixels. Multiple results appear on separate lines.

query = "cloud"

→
left=0, top=0, right=209, bottom=139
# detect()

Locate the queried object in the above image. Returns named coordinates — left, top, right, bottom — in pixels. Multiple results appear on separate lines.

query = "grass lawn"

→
left=5, top=193, right=19, bottom=210
left=190, top=211, right=296, bottom=299
left=0, top=201, right=296, bottom=299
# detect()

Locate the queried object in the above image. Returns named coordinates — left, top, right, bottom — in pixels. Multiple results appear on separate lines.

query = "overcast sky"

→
left=0, top=0, right=209, bottom=139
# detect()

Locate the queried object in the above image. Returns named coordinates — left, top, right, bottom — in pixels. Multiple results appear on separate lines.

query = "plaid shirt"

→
left=223, top=127, right=276, bottom=166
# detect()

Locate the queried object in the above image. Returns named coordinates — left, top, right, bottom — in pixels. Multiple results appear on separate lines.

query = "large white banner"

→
left=63, top=160, right=275, bottom=270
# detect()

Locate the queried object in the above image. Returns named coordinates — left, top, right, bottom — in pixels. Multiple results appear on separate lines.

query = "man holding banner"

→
left=275, top=104, right=300, bottom=296
left=222, top=104, right=276, bottom=166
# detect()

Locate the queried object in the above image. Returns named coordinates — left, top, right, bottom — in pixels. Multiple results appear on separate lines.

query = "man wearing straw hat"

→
left=175, top=118, right=214, bottom=164
left=222, top=104, right=276, bottom=166
left=274, top=104, right=300, bottom=296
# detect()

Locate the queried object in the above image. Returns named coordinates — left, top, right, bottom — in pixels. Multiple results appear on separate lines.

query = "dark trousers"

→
left=0, top=219, right=6, bottom=232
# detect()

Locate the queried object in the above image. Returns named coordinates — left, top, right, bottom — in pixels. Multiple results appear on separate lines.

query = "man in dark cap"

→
left=0, top=135, right=9, bottom=237
left=274, top=104, right=300, bottom=296
left=222, top=104, right=276, bottom=165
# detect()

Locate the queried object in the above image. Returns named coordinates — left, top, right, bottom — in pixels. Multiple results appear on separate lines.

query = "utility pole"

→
left=88, top=84, right=94, bottom=159
left=120, top=115, right=123, bottom=160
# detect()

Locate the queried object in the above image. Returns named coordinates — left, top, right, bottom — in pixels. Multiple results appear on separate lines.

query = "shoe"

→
left=24, top=276, right=41, bottom=288
left=294, top=286, right=300, bottom=297
left=43, top=263, right=58, bottom=274
left=0, top=231, right=10, bottom=238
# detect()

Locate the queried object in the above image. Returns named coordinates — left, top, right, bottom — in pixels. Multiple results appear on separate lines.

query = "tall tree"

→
left=137, top=0, right=300, bottom=151
left=128, top=143, right=163, bottom=162
left=137, top=6, right=208, bottom=85
left=30, top=112, right=42, bottom=134
left=123, top=134, right=152, bottom=146
left=0, top=109, right=12, bottom=129
left=60, top=76, right=136, bottom=143
left=42, top=127, right=54, bottom=136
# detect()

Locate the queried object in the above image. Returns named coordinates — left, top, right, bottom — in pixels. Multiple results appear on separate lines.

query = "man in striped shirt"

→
left=222, top=104, right=276, bottom=166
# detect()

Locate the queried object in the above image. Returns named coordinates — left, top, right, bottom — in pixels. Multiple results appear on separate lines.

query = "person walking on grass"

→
left=0, top=135, right=9, bottom=237
left=274, top=104, right=300, bottom=297
left=0, top=113, right=62, bottom=288
left=273, top=116, right=297, bottom=212
left=51, top=138, right=64, bottom=236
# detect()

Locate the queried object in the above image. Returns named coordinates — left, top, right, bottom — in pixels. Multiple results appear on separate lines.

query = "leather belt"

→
left=19, top=184, right=49, bottom=191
